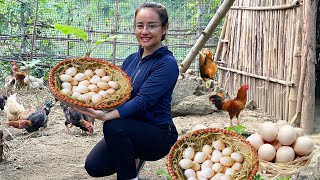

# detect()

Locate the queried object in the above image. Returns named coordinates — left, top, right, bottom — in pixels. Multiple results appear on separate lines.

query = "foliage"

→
left=53, top=23, right=118, bottom=57
left=156, top=169, right=172, bottom=180
left=226, top=124, right=247, bottom=135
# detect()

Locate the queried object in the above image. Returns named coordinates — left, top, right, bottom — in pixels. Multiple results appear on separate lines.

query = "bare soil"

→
left=0, top=89, right=319, bottom=180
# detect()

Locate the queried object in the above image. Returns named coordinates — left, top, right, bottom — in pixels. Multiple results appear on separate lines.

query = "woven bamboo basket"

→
left=167, top=128, right=259, bottom=180
left=48, top=57, right=132, bottom=110
left=259, top=152, right=314, bottom=179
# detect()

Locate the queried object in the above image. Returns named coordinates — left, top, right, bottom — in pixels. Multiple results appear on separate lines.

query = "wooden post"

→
left=111, top=0, right=119, bottom=64
left=300, top=0, right=316, bottom=134
left=179, top=0, right=236, bottom=73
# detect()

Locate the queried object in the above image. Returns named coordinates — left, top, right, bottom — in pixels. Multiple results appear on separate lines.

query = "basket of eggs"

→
left=48, top=57, right=132, bottom=110
left=167, top=128, right=259, bottom=180
left=246, top=120, right=314, bottom=178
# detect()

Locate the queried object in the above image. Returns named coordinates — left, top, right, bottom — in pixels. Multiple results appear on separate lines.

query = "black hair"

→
left=134, top=2, right=168, bottom=41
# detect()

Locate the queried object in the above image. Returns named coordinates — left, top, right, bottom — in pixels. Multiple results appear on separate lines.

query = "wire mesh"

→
left=0, top=0, right=223, bottom=78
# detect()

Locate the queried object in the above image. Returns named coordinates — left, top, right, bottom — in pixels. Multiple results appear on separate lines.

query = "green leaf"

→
left=53, top=23, right=88, bottom=42
left=156, top=169, right=172, bottom=180
left=95, top=35, right=118, bottom=45
left=226, top=124, right=247, bottom=135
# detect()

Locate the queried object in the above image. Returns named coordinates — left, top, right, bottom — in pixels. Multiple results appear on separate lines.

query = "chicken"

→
left=6, top=100, right=54, bottom=133
left=4, top=93, right=25, bottom=121
left=60, top=103, right=94, bottom=134
left=24, top=75, right=46, bottom=91
left=10, top=60, right=28, bottom=89
left=4, top=74, right=16, bottom=95
left=199, top=49, right=218, bottom=89
left=0, top=95, right=7, bottom=111
left=209, top=84, right=249, bottom=127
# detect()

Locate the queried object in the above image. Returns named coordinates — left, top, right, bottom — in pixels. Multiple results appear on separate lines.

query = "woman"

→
left=75, top=2, right=179, bottom=180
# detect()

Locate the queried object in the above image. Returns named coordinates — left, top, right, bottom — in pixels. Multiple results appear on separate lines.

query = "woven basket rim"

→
left=259, top=151, right=314, bottom=178
left=167, top=128, right=259, bottom=180
left=48, top=57, right=132, bottom=110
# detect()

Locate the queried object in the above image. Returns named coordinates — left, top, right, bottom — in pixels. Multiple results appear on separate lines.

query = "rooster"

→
left=199, top=49, right=218, bottom=89
left=60, top=103, right=94, bottom=134
left=209, top=84, right=249, bottom=127
left=7, top=100, right=54, bottom=132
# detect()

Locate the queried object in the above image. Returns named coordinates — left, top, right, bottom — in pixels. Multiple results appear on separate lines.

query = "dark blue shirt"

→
left=117, top=46, right=179, bottom=126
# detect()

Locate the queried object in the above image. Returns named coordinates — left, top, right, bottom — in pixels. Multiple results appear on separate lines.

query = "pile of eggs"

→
left=246, top=120, right=314, bottom=163
left=178, top=140, right=244, bottom=180
left=59, top=67, right=119, bottom=104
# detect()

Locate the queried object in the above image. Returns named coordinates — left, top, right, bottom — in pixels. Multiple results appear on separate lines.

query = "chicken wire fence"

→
left=0, top=0, right=223, bottom=81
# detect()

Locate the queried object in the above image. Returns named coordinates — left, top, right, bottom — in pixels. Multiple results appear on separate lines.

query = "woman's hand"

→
left=72, top=108, right=106, bottom=120
left=72, top=108, right=120, bottom=122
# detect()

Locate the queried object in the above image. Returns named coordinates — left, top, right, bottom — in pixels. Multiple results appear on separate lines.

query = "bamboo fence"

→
left=214, top=0, right=316, bottom=133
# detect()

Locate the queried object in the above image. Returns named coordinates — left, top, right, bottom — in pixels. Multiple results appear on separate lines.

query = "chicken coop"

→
left=0, top=0, right=222, bottom=79
left=212, top=0, right=319, bottom=134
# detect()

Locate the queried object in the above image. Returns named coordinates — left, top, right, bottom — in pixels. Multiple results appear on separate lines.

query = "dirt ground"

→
left=0, top=89, right=319, bottom=180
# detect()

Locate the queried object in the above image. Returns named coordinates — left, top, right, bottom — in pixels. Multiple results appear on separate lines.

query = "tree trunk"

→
left=179, top=0, right=236, bottom=73
left=301, top=0, right=316, bottom=134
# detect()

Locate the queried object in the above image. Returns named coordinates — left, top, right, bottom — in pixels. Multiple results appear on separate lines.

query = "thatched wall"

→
left=214, top=0, right=317, bottom=133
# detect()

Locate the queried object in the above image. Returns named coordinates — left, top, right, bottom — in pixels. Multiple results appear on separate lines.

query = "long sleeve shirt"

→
left=117, top=46, right=179, bottom=126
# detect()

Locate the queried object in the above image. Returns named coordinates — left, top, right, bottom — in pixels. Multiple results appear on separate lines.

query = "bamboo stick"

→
left=179, top=0, right=236, bottom=73
left=289, top=5, right=303, bottom=123
left=214, top=19, right=228, bottom=62
left=230, top=0, right=299, bottom=11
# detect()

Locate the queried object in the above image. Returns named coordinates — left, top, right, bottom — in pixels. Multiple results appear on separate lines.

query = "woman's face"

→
left=135, top=8, right=167, bottom=53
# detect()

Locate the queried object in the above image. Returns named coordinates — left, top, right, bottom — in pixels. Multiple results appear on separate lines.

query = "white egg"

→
left=71, top=92, right=81, bottom=99
left=74, top=73, right=87, bottom=81
left=224, top=168, right=235, bottom=176
left=222, top=147, right=233, bottom=156
left=211, top=173, right=224, bottom=180
left=211, top=152, right=223, bottom=163
left=201, top=159, right=213, bottom=169
left=194, top=152, right=207, bottom=164
left=88, top=84, right=99, bottom=92
left=59, top=74, right=72, bottom=82
left=179, top=159, right=193, bottom=169
left=183, top=147, right=195, bottom=160
left=184, top=169, right=196, bottom=178
left=95, top=68, right=106, bottom=77
left=219, top=156, right=234, bottom=167
left=74, top=85, right=89, bottom=94
left=85, top=92, right=97, bottom=99
left=98, top=90, right=108, bottom=97
left=97, top=81, right=110, bottom=90
left=65, top=67, right=77, bottom=76
left=108, top=81, right=119, bottom=90
left=84, top=69, right=94, bottom=78
left=101, top=76, right=112, bottom=82
left=191, top=161, right=200, bottom=171
left=70, top=78, right=78, bottom=86
left=231, top=162, right=242, bottom=171
left=106, top=88, right=116, bottom=95
left=78, top=80, right=91, bottom=87
left=61, top=88, right=72, bottom=95
left=78, top=94, right=90, bottom=101
left=200, top=168, right=214, bottom=178
left=61, top=82, right=72, bottom=90
left=202, top=144, right=213, bottom=155
left=212, top=163, right=223, bottom=173
left=90, top=75, right=101, bottom=84
left=212, top=140, right=226, bottom=151
left=91, top=94, right=104, bottom=104
left=230, top=152, right=244, bottom=163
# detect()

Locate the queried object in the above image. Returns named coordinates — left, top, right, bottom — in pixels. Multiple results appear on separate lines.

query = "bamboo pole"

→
left=179, top=0, right=236, bottom=73
left=230, top=0, right=299, bottom=10
left=214, top=18, right=228, bottom=62
left=111, top=0, right=119, bottom=64
left=29, top=0, right=39, bottom=61
left=289, top=5, right=303, bottom=123
left=300, top=0, right=316, bottom=134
